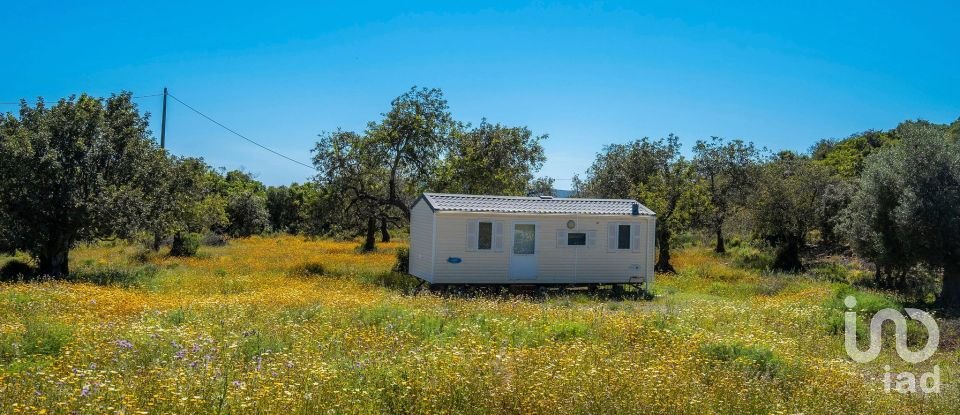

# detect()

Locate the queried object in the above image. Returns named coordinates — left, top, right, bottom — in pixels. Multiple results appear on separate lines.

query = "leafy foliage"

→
left=170, top=232, right=202, bottom=257
left=811, top=130, right=897, bottom=178
left=312, top=87, right=548, bottom=250
left=434, top=120, right=547, bottom=195
left=584, top=135, right=705, bottom=272
left=0, top=93, right=168, bottom=276
left=841, top=121, right=960, bottom=302
left=749, top=152, right=831, bottom=271
left=223, top=170, right=270, bottom=237
left=693, top=137, right=760, bottom=253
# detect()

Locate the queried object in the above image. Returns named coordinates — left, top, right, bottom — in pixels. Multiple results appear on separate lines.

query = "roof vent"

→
left=538, top=195, right=554, bottom=200
left=631, top=203, right=640, bottom=215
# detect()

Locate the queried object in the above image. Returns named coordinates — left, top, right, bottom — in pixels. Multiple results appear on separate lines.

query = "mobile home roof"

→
left=417, top=193, right=655, bottom=216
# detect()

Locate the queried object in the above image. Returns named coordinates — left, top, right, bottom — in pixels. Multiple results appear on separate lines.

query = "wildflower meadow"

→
left=0, top=236, right=956, bottom=414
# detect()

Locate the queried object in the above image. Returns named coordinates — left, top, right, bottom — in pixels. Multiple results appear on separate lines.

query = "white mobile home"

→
left=408, top=193, right=656, bottom=287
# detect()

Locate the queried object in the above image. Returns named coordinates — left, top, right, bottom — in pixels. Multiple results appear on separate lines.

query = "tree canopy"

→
left=693, top=137, right=759, bottom=253
left=312, top=87, right=548, bottom=250
left=0, top=94, right=167, bottom=275
left=584, top=134, right=703, bottom=272
left=841, top=122, right=960, bottom=302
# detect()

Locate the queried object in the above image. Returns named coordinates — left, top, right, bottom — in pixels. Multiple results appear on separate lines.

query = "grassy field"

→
left=0, top=235, right=957, bottom=414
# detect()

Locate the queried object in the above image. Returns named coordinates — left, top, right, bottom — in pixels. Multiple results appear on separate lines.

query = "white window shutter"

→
left=493, top=221, right=504, bottom=252
left=556, top=230, right=566, bottom=248
left=466, top=221, right=477, bottom=251
left=631, top=223, right=644, bottom=252
left=586, top=230, right=597, bottom=248
left=607, top=222, right=617, bottom=252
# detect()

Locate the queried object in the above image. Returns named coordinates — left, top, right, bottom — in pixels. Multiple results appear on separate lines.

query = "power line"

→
left=166, top=93, right=314, bottom=170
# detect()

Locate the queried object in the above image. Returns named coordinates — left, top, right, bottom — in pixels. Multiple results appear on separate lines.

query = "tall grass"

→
left=0, top=236, right=954, bottom=414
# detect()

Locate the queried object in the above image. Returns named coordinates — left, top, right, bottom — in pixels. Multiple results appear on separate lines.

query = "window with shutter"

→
left=607, top=223, right=618, bottom=252
left=466, top=221, right=477, bottom=251
left=493, top=221, right=504, bottom=252
left=631, top=223, right=644, bottom=252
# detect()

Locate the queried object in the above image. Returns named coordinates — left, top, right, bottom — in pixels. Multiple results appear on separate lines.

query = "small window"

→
left=617, top=224, right=631, bottom=250
left=478, top=222, right=492, bottom=250
left=567, top=232, right=587, bottom=246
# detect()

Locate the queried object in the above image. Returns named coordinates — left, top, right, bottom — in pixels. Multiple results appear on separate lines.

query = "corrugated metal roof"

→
left=418, top=193, right=656, bottom=216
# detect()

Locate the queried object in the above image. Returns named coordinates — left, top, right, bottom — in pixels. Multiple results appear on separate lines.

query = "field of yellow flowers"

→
left=0, top=235, right=957, bottom=414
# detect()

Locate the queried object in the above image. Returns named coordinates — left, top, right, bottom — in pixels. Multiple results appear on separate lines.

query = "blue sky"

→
left=2, top=1, right=957, bottom=186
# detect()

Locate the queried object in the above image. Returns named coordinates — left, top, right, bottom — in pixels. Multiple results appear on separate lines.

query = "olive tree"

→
left=433, top=120, right=547, bottom=196
left=750, top=152, right=830, bottom=271
left=313, top=87, right=455, bottom=250
left=0, top=93, right=168, bottom=276
left=584, top=135, right=702, bottom=273
left=841, top=122, right=960, bottom=302
left=223, top=170, right=270, bottom=237
left=693, top=137, right=759, bottom=253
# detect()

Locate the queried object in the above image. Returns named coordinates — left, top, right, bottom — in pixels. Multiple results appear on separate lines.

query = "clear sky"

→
left=2, top=1, right=957, bottom=186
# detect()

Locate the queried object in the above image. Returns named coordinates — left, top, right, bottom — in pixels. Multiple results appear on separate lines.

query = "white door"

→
left=509, top=222, right=537, bottom=279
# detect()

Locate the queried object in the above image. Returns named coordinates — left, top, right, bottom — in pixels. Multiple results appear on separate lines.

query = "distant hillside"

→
left=812, top=118, right=959, bottom=178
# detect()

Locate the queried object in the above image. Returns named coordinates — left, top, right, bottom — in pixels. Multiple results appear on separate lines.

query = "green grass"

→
left=0, top=236, right=956, bottom=414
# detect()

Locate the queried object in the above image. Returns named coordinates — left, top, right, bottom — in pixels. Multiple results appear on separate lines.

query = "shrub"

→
left=824, top=286, right=900, bottom=335
left=393, top=247, right=410, bottom=274
left=71, top=265, right=161, bottom=288
left=729, top=244, right=774, bottom=271
left=201, top=232, right=230, bottom=247
left=700, top=342, right=786, bottom=378
left=170, top=233, right=202, bottom=257
left=363, top=271, right=422, bottom=293
left=0, top=260, right=36, bottom=281
left=810, top=262, right=851, bottom=283
left=0, top=318, right=72, bottom=361
left=290, top=262, right=325, bottom=277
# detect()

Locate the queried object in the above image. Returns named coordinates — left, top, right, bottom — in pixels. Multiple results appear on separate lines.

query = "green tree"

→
left=693, top=137, right=759, bottom=253
left=585, top=135, right=701, bottom=272
left=811, top=130, right=896, bottom=178
left=266, top=182, right=320, bottom=234
left=750, top=152, right=830, bottom=271
left=223, top=170, right=270, bottom=237
left=313, top=87, right=455, bottom=250
left=527, top=177, right=556, bottom=197
left=841, top=122, right=960, bottom=302
left=434, top=120, right=547, bottom=195
left=814, top=179, right=857, bottom=248
left=143, top=157, right=228, bottom=251
left=948, top=117, right=960, bottom=142
left=313, top=130, right=393, bottom=250
left=266, top=185, right=297, bottom=233
left=366, top=86, right=455, bottom=217
left=0, top=94, right=167, bottom=276
left=570, top=174, right=586, bottom=197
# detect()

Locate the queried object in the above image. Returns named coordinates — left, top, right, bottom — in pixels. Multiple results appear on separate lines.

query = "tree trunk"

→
left=939, top=262, right=960, bottom=306
left=152, top=233, right=163, bottom=251
left=363, top=217, right=377, bottom=252
left=714, top=226, right=726, bottom=254
left=38, top=236, right=70, bottom=277
left=773, top=238, right=803, bottom=272
left=655, top=228, right=675, bottom=273
left=380, top=219, right=390, bottom=243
